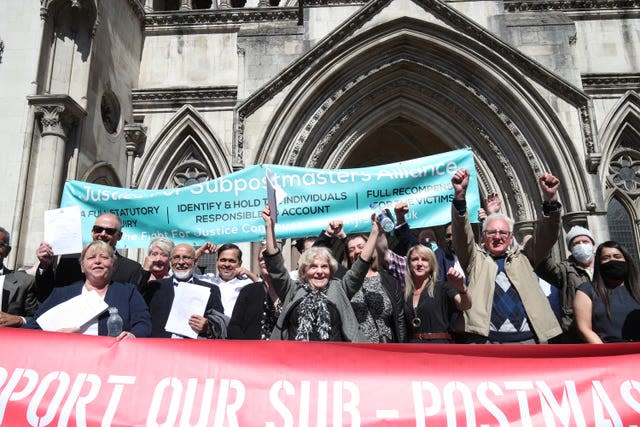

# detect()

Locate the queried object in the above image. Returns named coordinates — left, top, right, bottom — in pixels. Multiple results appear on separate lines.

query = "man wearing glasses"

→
left=141, top=243, right=224, bottom=338
left=450, top=169, right=563, bottom=344
left=34, top=213, right=143, bottom=299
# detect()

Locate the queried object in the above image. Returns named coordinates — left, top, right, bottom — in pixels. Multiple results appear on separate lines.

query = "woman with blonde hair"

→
left=404, top=244, right=470, bottom=343
left=26, top=240, right=151, bottom=339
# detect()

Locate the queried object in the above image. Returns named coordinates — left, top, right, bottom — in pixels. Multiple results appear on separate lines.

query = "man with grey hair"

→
left=451, top=168, right=563, bottom=343
left=536, top=225, right=596, bottom=342
left=142, top=243, right=225, bottom=338
left=0, top=226, right=39, bottom=327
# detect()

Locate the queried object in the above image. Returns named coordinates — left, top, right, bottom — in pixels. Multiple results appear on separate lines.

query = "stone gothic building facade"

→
left=1, top=0, right=639, bottom=268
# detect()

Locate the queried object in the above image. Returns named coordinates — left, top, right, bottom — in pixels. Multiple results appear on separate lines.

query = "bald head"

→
left=91, top=213, right=123, bottom=247
left=171, top=243, right=197, bottom=281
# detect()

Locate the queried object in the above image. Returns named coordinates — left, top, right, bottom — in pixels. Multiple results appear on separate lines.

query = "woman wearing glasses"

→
left=404, top=244, right=470, bottom=343
left=26, top=240, right=151, bottom=339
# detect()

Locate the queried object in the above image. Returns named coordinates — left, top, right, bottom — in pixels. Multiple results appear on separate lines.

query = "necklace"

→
left=411, top=280, right=430, bottom=329
left=411, top=292, right=422, bottom=328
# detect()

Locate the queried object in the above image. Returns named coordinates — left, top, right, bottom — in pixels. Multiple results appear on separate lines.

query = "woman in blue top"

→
left=574, top=241, right=640, bottom=343
left=26, top=240, right=151, bottom=339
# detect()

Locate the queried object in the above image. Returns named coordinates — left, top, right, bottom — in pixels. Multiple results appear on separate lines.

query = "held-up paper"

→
left=165, top=282, right=211, bottom=339
left=37, top=290, right=108, bottom=331
left=44, top=205, right=83, bottom=255
left=265, top=167, right=287, bottom=223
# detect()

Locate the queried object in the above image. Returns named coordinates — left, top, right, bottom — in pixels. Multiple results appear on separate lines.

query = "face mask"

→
left=571, top=243, right=593, bottom=264
left=599, top=260, right=628, bottom=282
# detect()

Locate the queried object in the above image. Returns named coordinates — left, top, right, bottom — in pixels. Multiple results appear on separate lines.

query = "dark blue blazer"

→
left=25, top=282, right=151, bottom=337
left=141, top=277, right=224, bottom=338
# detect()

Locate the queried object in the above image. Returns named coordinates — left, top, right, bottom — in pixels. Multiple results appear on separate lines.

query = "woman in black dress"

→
left=404, top=244, right=470, bottom=343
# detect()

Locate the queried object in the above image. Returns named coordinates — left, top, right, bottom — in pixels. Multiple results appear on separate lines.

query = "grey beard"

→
left=173, top=269, right=194, bottom=281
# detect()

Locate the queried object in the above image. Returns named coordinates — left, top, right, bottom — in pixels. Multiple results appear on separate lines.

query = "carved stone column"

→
left=218, top=0, right=231, bottom=9
left=514, top=220, right=535, bottom=242
left=27, top=95, right=87, bottom=211
left=124, top=123, right=147, bottom=188
left=180, top=0, right=193, bottom=10
left=562, top=211, right=590, bottom=230
left=258, top=0, right=271, bottom=7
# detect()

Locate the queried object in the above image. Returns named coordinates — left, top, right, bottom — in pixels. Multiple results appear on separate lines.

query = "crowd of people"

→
left=1, top=168, right=638, bottom=344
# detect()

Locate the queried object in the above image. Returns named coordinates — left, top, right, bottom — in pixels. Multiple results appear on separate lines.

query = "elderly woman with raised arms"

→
left=262, top=204, right=380, bottom=342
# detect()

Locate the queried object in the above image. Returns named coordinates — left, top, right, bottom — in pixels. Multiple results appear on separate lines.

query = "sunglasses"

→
left=92, top=225, right=119, bottom=236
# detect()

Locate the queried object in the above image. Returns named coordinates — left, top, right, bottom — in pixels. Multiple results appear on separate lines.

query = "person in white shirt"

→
left=197, top=243, right=258, bottom=316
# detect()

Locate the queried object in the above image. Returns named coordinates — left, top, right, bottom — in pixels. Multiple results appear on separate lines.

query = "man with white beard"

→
left=141, top=243, right=224, bottom=338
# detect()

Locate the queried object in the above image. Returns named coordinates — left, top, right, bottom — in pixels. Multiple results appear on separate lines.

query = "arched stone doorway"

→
left=341, top=117, right=448, bottom=168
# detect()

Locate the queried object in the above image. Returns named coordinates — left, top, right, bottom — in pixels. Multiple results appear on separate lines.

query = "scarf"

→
left=295, top=283, right=331, bottom=341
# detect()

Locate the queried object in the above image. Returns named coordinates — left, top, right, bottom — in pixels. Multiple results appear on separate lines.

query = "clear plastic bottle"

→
left=369, top=202, right=395, bottom=233
left=107, top=307, right=123, bottom=337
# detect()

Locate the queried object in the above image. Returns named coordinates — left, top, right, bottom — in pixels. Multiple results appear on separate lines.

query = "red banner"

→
left=1, top=328, right=639, bottom=426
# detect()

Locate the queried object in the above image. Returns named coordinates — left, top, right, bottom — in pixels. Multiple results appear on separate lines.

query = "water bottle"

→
left=370, top=202, right=395, bottom=233
left=107, top=307, right=123, bottom=337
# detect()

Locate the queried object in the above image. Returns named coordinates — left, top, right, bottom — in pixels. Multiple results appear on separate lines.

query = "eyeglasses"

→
left=92, top=225, right=119, bottom=236
left=484, top=230, right=512, bottom=238
left=171, top=255, right=195, bottom=262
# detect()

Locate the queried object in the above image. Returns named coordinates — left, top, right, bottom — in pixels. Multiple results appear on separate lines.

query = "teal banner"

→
left=60, top=149, right=480, bottom=248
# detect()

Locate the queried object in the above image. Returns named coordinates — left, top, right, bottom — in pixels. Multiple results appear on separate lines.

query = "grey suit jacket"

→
left=1, top=271, right=39, bottom=318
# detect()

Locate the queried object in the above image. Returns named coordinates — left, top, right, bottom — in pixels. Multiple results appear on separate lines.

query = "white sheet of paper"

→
left=44, top=205, right=83, bottom=255
left=266, top=167, right=279, bottom=223
left=164, top=282, right=211, bottom=339
left=37, top=290, right=108, bottom=332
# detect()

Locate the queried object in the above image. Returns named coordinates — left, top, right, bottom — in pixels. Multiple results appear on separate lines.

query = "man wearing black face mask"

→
left=574, top=241, right=640, bottom=343
left=536, top=225, right=596, bottom=343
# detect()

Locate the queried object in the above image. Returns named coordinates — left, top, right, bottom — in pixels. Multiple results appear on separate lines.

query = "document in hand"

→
left=164, top=282, right=211, bottom=339
left=36, top=290, right=109, bottom=331
left=44, top=205, right=83, bottom=255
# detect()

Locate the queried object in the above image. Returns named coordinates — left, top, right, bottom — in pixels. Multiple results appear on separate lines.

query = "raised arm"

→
left=448, top=268, right=471, bottom=311
left=450, top=169, right=476, bottom=271
left=261, top=204, right=292, bottom=300
left=394, top=201, right=419, bottom=255
left=524, top=172, right=562, bottom=265
left=262, top=204, right=278, bottom=255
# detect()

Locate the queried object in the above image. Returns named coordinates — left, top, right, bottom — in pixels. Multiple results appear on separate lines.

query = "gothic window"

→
left=167, top=145, right=213, bottom=188
left=172, top=162, right=210, bottom=187
left=606, top=147, right=640, bottom=265
left=607, top=197, right=640, bottom=267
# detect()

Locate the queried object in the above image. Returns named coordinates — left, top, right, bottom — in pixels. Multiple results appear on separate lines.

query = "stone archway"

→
left=250, top=16, right=596, bottom=233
